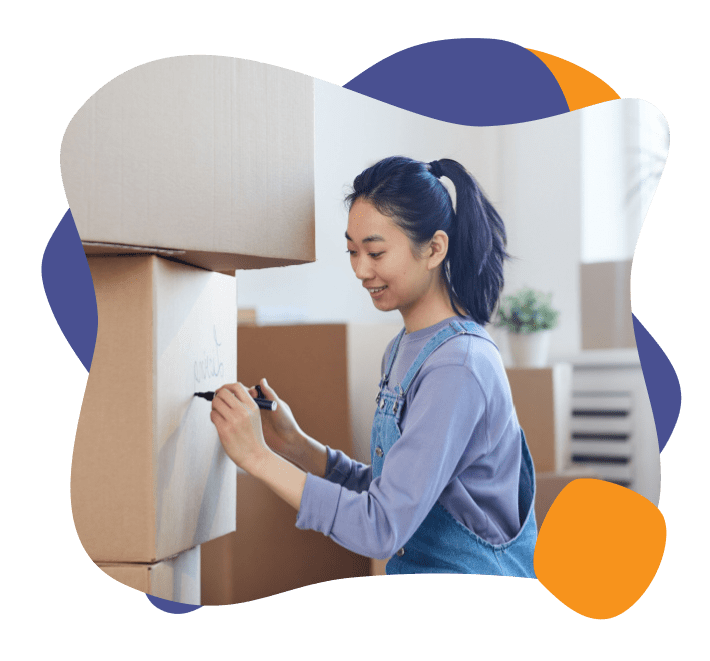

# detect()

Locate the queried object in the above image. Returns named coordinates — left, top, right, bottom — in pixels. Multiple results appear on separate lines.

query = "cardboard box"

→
left=535, top=470, right=599, bottom=531
left=201, top=474, right=371, bottom=605
left=237, top=308, right=257, bottom=326
left=72, top=255, right=237, bottom=563
left=580, top=260, right=635, bottom=350
left=201, top=324, right=398, bottom=604
left=97, top=545, right=201, bottom=605
left=506, top=364, right=572, bottom=473
left=61, top=55, right=315, bottom=272
left=371, top=558, right=388, bottom=576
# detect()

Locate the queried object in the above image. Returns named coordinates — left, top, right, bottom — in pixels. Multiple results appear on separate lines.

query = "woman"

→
left=211, top=156, right=537, bottom=576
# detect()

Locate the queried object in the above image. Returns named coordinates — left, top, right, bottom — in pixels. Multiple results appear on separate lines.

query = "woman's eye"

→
left=345, top=249, right=383, bottom=258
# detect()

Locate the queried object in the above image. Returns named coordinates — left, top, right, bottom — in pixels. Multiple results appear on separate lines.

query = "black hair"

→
left=344, top=156, right=509, bottom=325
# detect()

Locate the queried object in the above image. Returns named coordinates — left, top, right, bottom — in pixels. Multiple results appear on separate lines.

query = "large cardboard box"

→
left=72, top=255, right=237, bottom=563
left=506, top=365, right=572, bottom=473
left=61, top=55, right=315, bottom=272
left=201, top=324, right=399, bottom=604
left=97, top=545, right=201, bottom=605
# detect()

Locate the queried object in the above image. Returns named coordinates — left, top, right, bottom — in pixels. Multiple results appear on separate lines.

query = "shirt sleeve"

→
left=323, top=446, right=373, bottom=493
left=295, top=364, right=487, bottom=559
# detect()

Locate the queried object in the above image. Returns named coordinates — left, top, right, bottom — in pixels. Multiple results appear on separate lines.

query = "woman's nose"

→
left=353, top=257, right=373, bottom=280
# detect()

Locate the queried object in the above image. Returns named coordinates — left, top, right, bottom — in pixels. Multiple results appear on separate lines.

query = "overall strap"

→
left=399, top=319, right=484, bottom=398
left=380, top=326, right=407, bottom=391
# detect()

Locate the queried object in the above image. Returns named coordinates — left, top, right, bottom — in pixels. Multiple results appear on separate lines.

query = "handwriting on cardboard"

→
left=194, top=326, right=224, bottom=387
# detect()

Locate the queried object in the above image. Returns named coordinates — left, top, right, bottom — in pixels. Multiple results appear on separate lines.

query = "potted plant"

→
left=495, top=288, right=560, bottom=367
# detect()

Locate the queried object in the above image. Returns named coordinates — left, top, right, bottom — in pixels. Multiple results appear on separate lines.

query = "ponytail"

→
left=345, top=156, right=509, bottom=325
left=431, top=158, right=509, bottom=324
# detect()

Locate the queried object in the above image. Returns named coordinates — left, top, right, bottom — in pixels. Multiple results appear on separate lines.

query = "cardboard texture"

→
left=237, top=308, right=257, bottom=326
left=534, top=470, right=599, bottom=531
left=580, top=260, right=635, bottom=350
left=61, top=55, right=315, bottom=272
left=506, top=365, right=572, bottom=473
left=97, top=545, right=201, bottom=605
left=371, top=558, right=388, bottom=577
left=72, top=255, right=237, bottom=563
left=201, top=324, right=376, bottom=604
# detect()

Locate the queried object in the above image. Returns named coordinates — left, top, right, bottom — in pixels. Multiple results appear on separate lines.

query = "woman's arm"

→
left=249, top=379, right=373, bottom=491
left=210, top=382, right=308, bottom=510
left=270, top=428, right=330, bottom=478
left=211, top=380, right=376, bottom=514
left=210, top=367, right=487, bottom=561
left=295, top=364, right=488, bottom=558
left=245, top=379, right=327, bottom=477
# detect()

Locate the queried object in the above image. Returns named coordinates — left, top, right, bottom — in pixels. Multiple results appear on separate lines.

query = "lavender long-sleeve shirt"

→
left=295, top=317, right=523, bottom=559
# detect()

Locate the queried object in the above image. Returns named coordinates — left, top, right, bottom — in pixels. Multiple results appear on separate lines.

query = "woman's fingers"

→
left=213, top=387, right=238, bottom=410
left=259, top=377, right=278, bottom=400
left=211, top=393, right=233, bottom=420
left=209, top=407, right=223, bottom=423
left=219, top=383, right=258, bottom=409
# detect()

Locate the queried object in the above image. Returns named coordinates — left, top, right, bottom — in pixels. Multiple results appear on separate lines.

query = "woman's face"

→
left=346, top=199, right=434, bottom=315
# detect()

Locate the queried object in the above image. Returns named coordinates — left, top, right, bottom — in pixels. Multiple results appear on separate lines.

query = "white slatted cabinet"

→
left=562, top=349, right=660, bottom=506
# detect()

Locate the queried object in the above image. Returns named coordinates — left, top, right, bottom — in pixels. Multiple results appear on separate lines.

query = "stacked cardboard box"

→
left=63, top=56, right=316, bottom=604
left=61, top=55, right=315, bottom=273
left=73, top=255, right=238, bottom=603
left=97, top=546, right=201, bottom=605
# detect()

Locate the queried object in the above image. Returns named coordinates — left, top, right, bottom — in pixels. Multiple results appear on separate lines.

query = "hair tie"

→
left=428, top=160, right=444, bottom=179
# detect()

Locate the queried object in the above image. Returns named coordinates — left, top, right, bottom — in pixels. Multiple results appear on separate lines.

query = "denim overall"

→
left=371, top=319, right=537, bottom=577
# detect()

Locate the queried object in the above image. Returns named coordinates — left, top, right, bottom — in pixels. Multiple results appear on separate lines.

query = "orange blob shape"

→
left=534, top=479, right=665, bottom=619
left=528, top=49, right=620, bottom=111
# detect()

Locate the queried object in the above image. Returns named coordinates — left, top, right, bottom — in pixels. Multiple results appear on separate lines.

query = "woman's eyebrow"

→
left=344, top=231, right=386, bottom=243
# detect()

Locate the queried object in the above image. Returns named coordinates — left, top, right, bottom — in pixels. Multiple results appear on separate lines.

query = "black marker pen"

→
left=194, top=390, right=277, bottom=411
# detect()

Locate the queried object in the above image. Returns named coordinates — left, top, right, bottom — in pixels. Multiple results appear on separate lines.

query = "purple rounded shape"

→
left=146, top=594, right=202, bottom=614
left=633, top=314, right=681, bottom=452
left=344, top=38, right=569, bottom=125
left=41, top=209, right=97, bottom=372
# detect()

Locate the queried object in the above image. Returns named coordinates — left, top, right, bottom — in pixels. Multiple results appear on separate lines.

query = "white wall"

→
left=580, top=99, right=668, bottom=264
left=493, top=111, right=583, bottom=362
left=581, top=101, right=628, bottom=263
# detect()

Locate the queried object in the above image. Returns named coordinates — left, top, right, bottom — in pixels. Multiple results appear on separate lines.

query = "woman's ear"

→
left=427, top=230, right=449, bottom=270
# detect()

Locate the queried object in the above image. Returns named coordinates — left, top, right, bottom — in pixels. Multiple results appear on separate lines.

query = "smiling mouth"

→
left=367, top=286, right=387, bottom=294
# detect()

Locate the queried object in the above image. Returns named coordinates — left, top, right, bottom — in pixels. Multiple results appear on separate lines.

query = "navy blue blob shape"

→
left=344, top=38, right=569, bottom=126
left=633, top=314, right=681, bottom=452
left=146, top=594, right=202, bottom=614
left=41, top=209, right=97, bottom=372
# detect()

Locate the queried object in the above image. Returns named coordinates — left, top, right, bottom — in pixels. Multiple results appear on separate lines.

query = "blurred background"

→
left=237, top=82, right=668, bottom=361
left=201, top=82, right=669, bottom=602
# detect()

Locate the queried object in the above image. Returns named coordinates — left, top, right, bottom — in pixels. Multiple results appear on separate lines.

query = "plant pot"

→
left=508, top=331, right=551, bottom=368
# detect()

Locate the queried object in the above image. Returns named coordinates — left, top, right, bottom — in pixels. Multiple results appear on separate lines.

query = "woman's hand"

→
left=210, top=382, right=271, bottom=474
left=211, top=381, right=308, bottom=512
left=247, top=378, right=304, bottom=458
